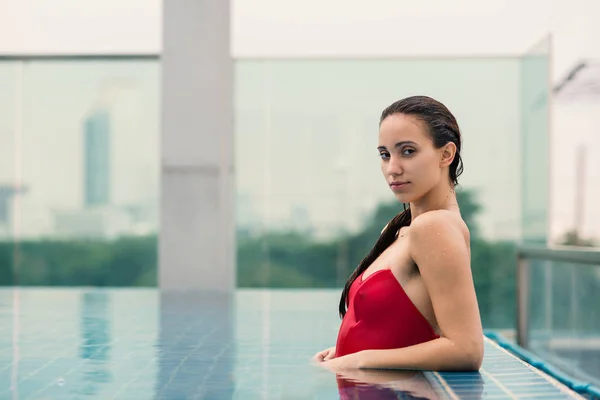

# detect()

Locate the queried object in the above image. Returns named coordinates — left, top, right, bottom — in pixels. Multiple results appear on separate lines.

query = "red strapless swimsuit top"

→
left=335, top=269, right=439, bottom=357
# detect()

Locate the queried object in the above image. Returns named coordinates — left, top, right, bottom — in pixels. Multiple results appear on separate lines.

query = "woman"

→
left=314, top=95, right=483, bottom=371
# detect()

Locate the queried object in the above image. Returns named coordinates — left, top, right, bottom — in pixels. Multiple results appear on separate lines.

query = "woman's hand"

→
left=313, top=346, right=336, bottom=362
left=321, top=352, right=363, bottom=370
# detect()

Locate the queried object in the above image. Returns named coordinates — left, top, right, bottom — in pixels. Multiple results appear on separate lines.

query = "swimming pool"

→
left=0, top=288, right=586, bottom=399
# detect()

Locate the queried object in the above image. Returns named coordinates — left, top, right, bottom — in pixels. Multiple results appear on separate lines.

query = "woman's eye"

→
left=379, top=152, right=390, bottom=160
left=402, top=148, right=415, bottom=156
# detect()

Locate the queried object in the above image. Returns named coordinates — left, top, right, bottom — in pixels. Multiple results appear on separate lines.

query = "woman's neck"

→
left=409, top=182, right=458, bottom=221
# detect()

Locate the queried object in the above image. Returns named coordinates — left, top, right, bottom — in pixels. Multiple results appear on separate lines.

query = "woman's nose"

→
left=386, top=159, right=402, bottom=177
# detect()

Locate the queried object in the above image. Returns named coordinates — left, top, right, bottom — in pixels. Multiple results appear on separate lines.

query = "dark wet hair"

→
left=338, top=95, right=464, bottom=318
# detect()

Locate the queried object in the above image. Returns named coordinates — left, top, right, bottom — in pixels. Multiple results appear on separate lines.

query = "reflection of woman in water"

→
left=336, top=369, right=444, bottom=400
left=314, top=96, right=484, bottom=371
left=335, top=368, right=485, bottom=400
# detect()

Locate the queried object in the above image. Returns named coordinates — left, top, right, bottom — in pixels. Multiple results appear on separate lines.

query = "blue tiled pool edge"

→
left=485, top=331, right=600, bottom=399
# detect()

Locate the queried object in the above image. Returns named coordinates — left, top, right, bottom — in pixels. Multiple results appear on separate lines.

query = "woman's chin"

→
left=394, top=193, right=412, bottom=204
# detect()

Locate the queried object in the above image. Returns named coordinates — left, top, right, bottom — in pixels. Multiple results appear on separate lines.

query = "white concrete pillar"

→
left=159, top=0, right=234, bottom=291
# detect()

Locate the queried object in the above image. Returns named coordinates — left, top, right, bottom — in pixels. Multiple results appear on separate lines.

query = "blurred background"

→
left=1, top=0, right=599, bottom=392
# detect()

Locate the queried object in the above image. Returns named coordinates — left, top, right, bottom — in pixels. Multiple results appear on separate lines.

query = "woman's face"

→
left=378, top=113, right=444, bottom=203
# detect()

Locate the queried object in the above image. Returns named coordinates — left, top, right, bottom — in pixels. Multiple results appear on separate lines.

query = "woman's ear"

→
left=440, top=142, right=456, bottom=168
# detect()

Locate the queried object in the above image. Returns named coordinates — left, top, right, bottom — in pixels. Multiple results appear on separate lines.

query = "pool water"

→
left=0, top=289, right=584, bottom=399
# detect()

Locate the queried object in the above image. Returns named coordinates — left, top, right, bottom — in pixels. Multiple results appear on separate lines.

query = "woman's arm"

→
left=324, top=210, right=483, bottom=371
left=356, top=334, right=481, bottom=371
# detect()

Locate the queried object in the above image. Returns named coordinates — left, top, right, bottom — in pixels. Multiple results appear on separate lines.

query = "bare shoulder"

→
left=411, top=209, right=468, bottom=239
left=409, top=210, right=470, bottom=261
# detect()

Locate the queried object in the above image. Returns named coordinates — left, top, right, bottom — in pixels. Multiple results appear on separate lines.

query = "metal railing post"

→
left=516, top=253, right=530, bottom=349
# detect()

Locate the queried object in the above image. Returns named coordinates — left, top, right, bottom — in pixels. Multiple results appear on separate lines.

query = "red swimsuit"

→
left=335, top=269, right=439, bottom=357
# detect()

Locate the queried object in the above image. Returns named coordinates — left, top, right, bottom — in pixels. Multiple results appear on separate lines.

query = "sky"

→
left=3, top=0, right=600, bottom=79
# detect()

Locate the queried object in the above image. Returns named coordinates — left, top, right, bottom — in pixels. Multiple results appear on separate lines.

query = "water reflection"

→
left=79, top=291, right=112, bottom=396
left=155, top=291, right=235, bottom=399
left=335, top=369, right=484, bottom=400
left=336, top=369, right=444, bottom=400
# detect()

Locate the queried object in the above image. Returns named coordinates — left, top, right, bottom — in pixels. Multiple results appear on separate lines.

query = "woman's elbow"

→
left=465, top=353, right=483, bottom=371
left=450, top=339, right=483, bottom=371
left=464, top=341, right=484, bottom=371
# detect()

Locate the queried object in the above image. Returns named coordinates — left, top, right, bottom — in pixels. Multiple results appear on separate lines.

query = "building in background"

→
left=51, top=107, right=158, bottom=239
left=552, top=60, right=600, bottom=244
left=0, top=184, right=28, bottom=239
left=84, top=109, right=111, bottom=208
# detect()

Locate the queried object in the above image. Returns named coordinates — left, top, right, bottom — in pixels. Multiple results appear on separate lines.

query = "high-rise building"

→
left=0, top=184, right=28, bottom=238
left=84, top=110, right=111, bottom=208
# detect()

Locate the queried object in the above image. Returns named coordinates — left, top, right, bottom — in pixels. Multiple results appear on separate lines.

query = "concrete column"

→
left=159, top=0, right=234, bottom=291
